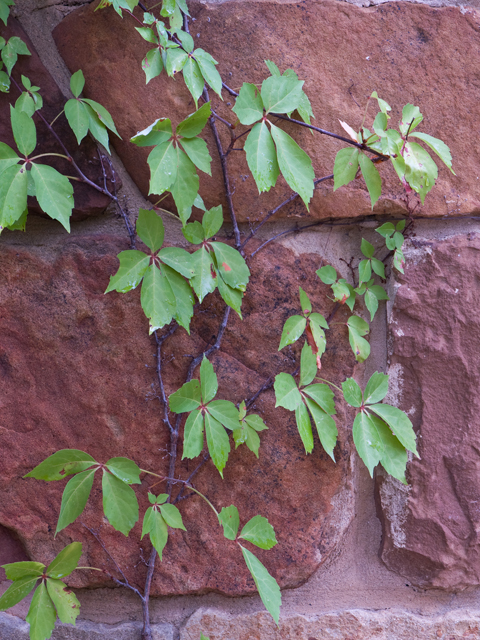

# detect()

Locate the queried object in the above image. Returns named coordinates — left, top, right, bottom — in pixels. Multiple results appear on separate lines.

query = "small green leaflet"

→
left=244, top=121, right=279, bottom=193
left=358, top=153, right=382, bottom=209
left=232, top=83, right=264, bottom=125
left=64, top=87, right=120, bottom=152
left=25, top=449, right=97, bottom=481
left=295, top=402, right=314, bottom=453
left=240, top=546, right=281, bottom=624
left=26, top=581, right=57, bottom=640
left=333, top=147, right=359, bottom=190
left=1, top=36, right=30, bottom=75
left=278, top=315, right=306, bottom=350
left=102, top=470, right=139, bottom=536
left=239, top=515, right=277, bottom=550
left=218, top=505, right=240, bottom=540
left=142, top=507, right=169, bottom=559
left=31, top=164, right=74, bottom=232
left=0, top=0, right=15, bottom=26
left=353, top=411, right=383, bottom=476
left=261, top=74, right=303, bottom=115
left=274, top=373, right=302, bottom=410
left=205, top=412, right=230, bottom=477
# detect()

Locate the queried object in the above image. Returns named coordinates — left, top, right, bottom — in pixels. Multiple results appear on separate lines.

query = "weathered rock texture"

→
left=376, top=233, right=480, bottom=590
left=0, top=20, right=113, bottom=221
left=182, top=608, right=480, bottom=640
left=53, top=1, right=480, bottom=223
left=0, top=233, right=354, bottom=596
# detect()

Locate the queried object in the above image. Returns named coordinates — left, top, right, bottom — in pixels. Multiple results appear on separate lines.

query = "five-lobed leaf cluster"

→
left=341, top=372, right=418, bottom=483
left=169, top=357, right=267, bottom=476
left=142, top=493, right=186, bottom=559
left=0, top=543, right=82, bottom=640
left=233, top=62, right=315, bottom=207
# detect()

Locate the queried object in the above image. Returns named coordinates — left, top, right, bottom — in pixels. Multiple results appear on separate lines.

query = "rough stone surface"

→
left=376, top=233, right=480, bottom=590
left=182, top=607, right=480, bottom=640
left=53, top=1, right=480, bottom=223
left=0, top=613, right=173, bottom=640
left=0, top=20, right=113, bottom=221
left=0, top=232, right=355, bottom=596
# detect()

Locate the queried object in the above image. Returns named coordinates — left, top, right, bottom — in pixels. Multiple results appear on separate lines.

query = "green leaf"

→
left=46, top=578, right=81, bottom=625
left=348, top=326, right=370, bottom=362
left=409, top=131, right=454, bottom=174
left=278, top=315, right=306, bottom=350
left=15, top=92, right=36, bottom=118
left=190, top=247, right=216, bottom=302
left=358, top=259, right=372, bottom=284
left=148, top=140, right=177, bottom=195
left=199, top=356, right=218, bottom=404
left=302, top=383, right=335, bottom=414
left=370, top=413, right=408, bottom=484
left=162, top=264, right=195, bottom=331
left=102, top=470, right=139, bottom=536
left=210, top=242, right=250, bottom=290
left=70, top=69, right=85, bottom=98
left=136, top=26, right=158, bottom=43
left=157, top=247, right=194, bottom=278
left=104, top=250, right=150, bottom=293
left=232, top=83, right=264, bottom=125
left=295, top=401, right=314, bottom=453
left=204, top=412, right=230, bottom=477
left=56, top=468, right=96, bottom=534
left=142, top=508, right=168, bottom=559
left=304, top=397, right=337, bottom=461
left=10, top=105, right=36, bottom=156
left=142, top=48, right=163, bottom=84
left=217, top=275, right=243, bottom=317
left=169, top=379, right=201, bottom=413
left=183, top=220, right=204, bottom=244
left=244, top=121, right=280, bottom=193
left=82, top=98, right=120, bottom=137
left=31, top=164, right=74, bottom=232
left=46, top=542, right=82, bottom=579
left=4, top=206, right=27, bottom=232
left=26, top=582, right=56, bottom=640
left=165, top=47, right=188, bottom=76
left=372, top=111, right=387, bottom=137
left=180, top=136, right=212, bottom=175
left=3, top=562, right=44, bottom=581
left=0, top=575, right=39, bottom=610
left=243, top=423, right=262, bottom=456
left=202, top=205, right=223, bottom=239
left=65, top=98, right=90, bottom=145
left=353, top=411, right=383, bottom=476
left=177, top=30, right=194, bottom=52
left=140, top=263, right=176, bottom=333
left=149, top=493, right=168, bottom=504
left=270, top=123, right=314, bottom=209
left=358, top=153, right=382, bottom=209
left=0, top=141, right=20, bottom=175
left=207, top=399, right=241, bottom=431
left=0, top=0, right=14, bottom=27
left=194, top=49, right=222, bottom=99
left=403, top=141, right=438, bottom=204
left=0, top=69, right=10, bottom=93
left=182, top=57, right=204, bottom=108
left=261, top=75, right=303, bottom=114
left=218, top=505, right=240, bottom=540
left=364, top=289, right=378, bottom=321
left=105, top=457, right=141, bottom=485
left=333, top=147, right=359, bottom=190
left=25, top=450, right=97, bottom=481
left=240, top=547, right=281, bottom=624
left=274, top=373, right=302, bottom=410
left=265, top=59, right=281, bottom=76
left=371, top=91, right=391, bottom=115
left=239, top=515, right=277, bottom=550
left=298, top=287, right=312, bottom=314
left=361, top=238, right=375, bottom=258
left=170, top=147, right=199, bottom=215
left=400, top=103, right=422, bottom=136
left=369, top=403, right=418, bottom=455
left=2, top=37, right=30, bottom=76
left=131, top=118, right=172, bottom=147
left=341, top=377, right=362, bottom=407
left=376, top=222, right=394, bottom=238
left=300, top=342, right=316, bottom=387
left=176, top=102, right=211, bottom=138
left=160, top=503, right=186, bottom=530
left=371, top=257, right=385, bottom=278
left=136, top=208, right=165, bottom=252
left=316, top=265, right=337, bottom=285
left=182, top=409, right=204, bottom=459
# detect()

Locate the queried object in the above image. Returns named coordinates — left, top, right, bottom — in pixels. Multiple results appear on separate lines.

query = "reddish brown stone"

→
left=53, top=1, right=479, bottom=223
left=376, top=233, right=480, bottom=590
left=0, top=233, right=355, bottom=595
left=0, top=20, right=113, bottom=222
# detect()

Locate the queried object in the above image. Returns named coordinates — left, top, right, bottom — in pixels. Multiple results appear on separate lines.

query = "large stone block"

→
left=0, top=232, right=354, bottom=596
left=376, top=233, right=480, bottom=590
left=181, top=607, right=480, bottom=639
left=53, top=1, right=480, bottom=222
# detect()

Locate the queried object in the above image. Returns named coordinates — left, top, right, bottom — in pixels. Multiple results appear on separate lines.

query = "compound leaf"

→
left=140, top=263, right=176, bottom=333
left=136, top=208, right=164, bottom=252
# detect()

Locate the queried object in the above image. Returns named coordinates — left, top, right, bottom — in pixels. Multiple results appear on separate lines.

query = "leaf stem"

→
left=76, top=566, right=104, bottom=572
left=49, top=109, right=64, bottom=128
left=316, top=377, right=342, bottom=393
left=29, top=153, right=70, bottom=161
